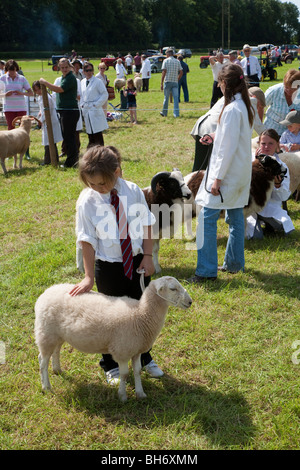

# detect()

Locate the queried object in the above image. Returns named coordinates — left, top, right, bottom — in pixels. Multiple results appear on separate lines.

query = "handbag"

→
left=106, top=85, right=115, bottom=101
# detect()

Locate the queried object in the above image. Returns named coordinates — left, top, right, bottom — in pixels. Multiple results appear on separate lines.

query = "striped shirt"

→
left=264, top=83, right=300, bottom=135
left=0, top=73, right=31, bottom=112
left=162, top=56, right=182, bottom=82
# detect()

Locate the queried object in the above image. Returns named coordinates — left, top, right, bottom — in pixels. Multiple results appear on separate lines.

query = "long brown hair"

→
left=218, top=63, right=254, bottom=127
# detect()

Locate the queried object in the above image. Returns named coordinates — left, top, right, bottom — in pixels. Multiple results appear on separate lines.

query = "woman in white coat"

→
left=81, top=62, right=109, bottom=147
left=188, top=63, right=255, bottom=283
left=32, top=80, right=62, bottom=164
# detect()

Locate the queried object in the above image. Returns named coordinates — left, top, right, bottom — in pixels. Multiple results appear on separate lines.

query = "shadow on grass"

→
left=66, top=373, right=255, bottom=448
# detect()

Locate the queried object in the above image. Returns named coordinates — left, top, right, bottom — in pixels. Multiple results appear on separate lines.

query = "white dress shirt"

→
left=241, top=55, right=262, bottom=80
left=76, top=178, right=155, bottom=263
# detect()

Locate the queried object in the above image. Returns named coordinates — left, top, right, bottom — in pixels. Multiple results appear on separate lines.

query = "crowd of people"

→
left=0, top=48, right=299, bottom=385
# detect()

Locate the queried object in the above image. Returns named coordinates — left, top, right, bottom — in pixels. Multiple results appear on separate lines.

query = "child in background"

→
left=32, top=80, right=62, bottom=165
left=123, top=78, right=137, bottom=124
left=279, top=110, right=300, bottom=152
left=69, top=145, right=164, bottom=384
left=246, top=129, right=294, bottom=239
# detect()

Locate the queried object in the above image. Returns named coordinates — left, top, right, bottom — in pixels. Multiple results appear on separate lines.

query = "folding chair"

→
left=108, top=90, right=130, bottom=121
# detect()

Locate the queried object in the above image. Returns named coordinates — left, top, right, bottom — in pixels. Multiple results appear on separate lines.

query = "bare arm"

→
left=161, top=69, right=166, bottom=90
left=138, top=226, right=155, bottom=277
left=39, top=78, right=64, bottom=93
left=69, top=242, right=95, bottom=296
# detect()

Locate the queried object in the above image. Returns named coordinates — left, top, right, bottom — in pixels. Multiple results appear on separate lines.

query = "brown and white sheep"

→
left=0, top=115, right=33, bottom=175
left=143, top=169, right=192, bottom=273
left=184, top=155, right=287, bottom=221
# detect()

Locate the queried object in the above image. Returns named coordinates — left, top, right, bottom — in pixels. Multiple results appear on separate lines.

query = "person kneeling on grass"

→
left=246, top=129, right=294, bottom=239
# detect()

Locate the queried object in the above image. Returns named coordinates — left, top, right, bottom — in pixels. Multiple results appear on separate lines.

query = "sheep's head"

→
left=256, top=154, right=287, bottom=180
left=12, top=115, right=40, bottom=133
left=153, top=276, right=192, bottom=309
left=151, top=169, right=192, bottom=200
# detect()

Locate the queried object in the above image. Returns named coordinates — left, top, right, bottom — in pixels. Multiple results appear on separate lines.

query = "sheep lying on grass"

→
left=35, top=276, right=192, bottom=402
left=0, top=115, right=34, bottom=175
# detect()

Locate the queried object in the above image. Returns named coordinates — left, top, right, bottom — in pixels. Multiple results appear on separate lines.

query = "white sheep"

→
left=34, top=276, right=192, bottom=402
left=279, top=151, right=300, bottom=199
left=134, top=73, right=142, bottom=92
left=114, top=78, right=126, bottom=91
left=0, top=115, right=37, bottom=175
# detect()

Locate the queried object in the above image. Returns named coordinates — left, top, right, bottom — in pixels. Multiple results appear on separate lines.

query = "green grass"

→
left=0, top=56, right=299, bottom=450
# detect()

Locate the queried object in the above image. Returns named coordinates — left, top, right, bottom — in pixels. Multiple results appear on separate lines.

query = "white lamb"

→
left=34, top=276, right=192, bottom=402
left=114, top=78, right=126, bottom=91
left=134, top=73, right=142, bottom=92
left=0, top=115, right=33, bottom=175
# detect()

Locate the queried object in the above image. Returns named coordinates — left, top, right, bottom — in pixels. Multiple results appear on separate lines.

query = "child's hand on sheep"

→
left=69, top=276, right=95, bottom=296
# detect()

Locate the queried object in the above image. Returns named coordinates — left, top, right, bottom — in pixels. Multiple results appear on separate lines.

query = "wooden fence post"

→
left=41, top=84, right=57, bottom=167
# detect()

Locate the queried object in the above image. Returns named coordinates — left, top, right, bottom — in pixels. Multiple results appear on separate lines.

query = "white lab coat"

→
left=141, top=58, right=151, bottom=79
left=37, top=94, right=62, bottom=146
left=190, top=96, right=265, bottom=139
left=246, top=154, right=294, bottom=238
left=195, top=93, right=253, bottom=209
left=81, top=76, right=109, bottom=134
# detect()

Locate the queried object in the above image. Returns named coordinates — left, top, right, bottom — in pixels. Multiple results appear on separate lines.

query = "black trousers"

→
left=87, top=131, right=104, bottom=148
left=44, top=144, right=59, bottom=165
left=210, top=81, right=223, bottom=108
left=192, top=139, right=212, bottom=172
left=142, top=78, right=149, bottom=92
left=58, top=109, right=80, bottom=167
left=95, top=254, right=152, bottom=372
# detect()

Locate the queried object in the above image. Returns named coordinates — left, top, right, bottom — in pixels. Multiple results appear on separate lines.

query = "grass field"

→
left=0, top=55, right=299, bottom=450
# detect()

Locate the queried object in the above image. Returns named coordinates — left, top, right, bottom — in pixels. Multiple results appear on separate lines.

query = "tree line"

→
left=0, top=0, right=299, bottom=54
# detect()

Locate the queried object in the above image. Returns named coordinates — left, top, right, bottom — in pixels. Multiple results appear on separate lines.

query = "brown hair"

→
left=218, top=63, right=254, bottom=127
left=283, top=69, right=300, bottom=88
left=259, top=128, right=280, bottom=143
left=79, top=145, right=122, bottom=187
left=5, top=59, right=19, bottom=72
left=83, top=62, right=94, bottom=72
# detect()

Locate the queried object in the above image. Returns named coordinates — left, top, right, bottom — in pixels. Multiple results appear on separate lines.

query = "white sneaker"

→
left=144, top=360, right=164, bottom=378
left=105, top=367, right=120, bottom=385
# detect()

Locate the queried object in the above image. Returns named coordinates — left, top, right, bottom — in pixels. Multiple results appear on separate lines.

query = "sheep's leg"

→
left=152, top=240, right=161, bottom=273
left=118, top=362, right=129, bottom=402
left=52, top=341, right=64, bottom=374
left=13, top=154, right=18, bottom=169
left=1, top=160, right=7, bottom=175
left=38, top=353, right=52, bottom=391
left=19, top=153, right=24, bottom=169
left=132, top=354, right=147, bottom=400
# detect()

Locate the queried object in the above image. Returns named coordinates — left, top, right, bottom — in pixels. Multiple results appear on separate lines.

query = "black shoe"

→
left=186, top=275, right=217, bottom=284
left=218, top=266, right=239, bottom=274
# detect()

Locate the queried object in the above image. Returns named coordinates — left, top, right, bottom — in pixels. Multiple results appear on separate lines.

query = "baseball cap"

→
left=248, top=87, right=266, bottom=107
left=280, top=110, right=300, bottom=126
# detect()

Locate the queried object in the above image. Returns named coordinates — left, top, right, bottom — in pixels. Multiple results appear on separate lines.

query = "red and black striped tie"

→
left=110, top=189, right=133, bottom=280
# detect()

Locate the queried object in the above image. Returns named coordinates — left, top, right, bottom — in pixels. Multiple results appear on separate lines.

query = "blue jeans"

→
left=178, top=76, right=189, bottom=102
left=162, top=81, right=179, bottom=117
left=196, top=207, right=245, bottom=277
